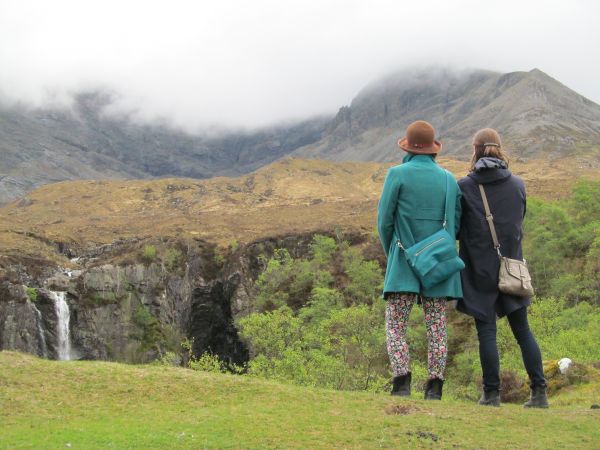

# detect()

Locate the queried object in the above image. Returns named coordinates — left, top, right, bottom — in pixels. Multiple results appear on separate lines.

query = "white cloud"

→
left=0, top=0, right=598, bottom=130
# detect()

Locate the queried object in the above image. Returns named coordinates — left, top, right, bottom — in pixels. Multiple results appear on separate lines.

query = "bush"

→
left=141, top=245, right=157, bottom=264
left=132, top=305, right=164, bottom=355
left=164, top=248, right=184, bottom=271
left=188, top=352, right=225, bottom=373
left=153, top=351, right=181, bottom=367
left=523, top=180, right=600, bottom=304
left=26, top=287, right=38, bottom=302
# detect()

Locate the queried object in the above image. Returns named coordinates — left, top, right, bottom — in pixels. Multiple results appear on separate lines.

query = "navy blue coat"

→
left=456, top=167, right=531, bottom=323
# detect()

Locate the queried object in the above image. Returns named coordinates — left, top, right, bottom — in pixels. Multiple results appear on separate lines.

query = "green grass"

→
left=0, top=352, right=598, bottom=449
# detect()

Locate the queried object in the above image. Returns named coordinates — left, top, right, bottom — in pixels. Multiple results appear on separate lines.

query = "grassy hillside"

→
left=1, top=156, right=597, bottom=263
left=0, top=352, right=598, bottom=449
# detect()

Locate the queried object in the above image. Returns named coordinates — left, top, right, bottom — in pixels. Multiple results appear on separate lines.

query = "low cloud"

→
left=0, top=0, right=598, bottom=131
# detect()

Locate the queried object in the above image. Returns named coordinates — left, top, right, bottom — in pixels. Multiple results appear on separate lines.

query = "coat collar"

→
left=402, top=153, right=437, bottom=165
left=467, top=167, right=512, bottom=184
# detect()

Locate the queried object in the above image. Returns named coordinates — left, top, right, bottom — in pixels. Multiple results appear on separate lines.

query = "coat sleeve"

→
left=377, top=168, right=401, bottom=257
left=522, top=184, right=527, bottom=218
left=454, top=181, right=462, bottom=238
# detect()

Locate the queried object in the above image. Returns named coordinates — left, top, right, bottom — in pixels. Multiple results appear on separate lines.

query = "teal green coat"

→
left=377, top=154, right=463, bottom=299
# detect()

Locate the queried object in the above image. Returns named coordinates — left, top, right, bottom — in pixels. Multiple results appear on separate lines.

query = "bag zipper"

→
left=414, top=237, right=445, bottom=257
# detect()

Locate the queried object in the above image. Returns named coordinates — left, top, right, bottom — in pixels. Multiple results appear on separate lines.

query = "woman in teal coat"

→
left=377, top=121, right=462, bottom=400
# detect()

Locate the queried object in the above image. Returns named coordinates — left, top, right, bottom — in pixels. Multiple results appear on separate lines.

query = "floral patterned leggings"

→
left=385, top=292, right=448, bottom=380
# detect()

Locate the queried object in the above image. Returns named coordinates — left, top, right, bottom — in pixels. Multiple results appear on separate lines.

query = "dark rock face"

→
left=0, top=293, right=45, bottom=357
left=189, top=276, right=248, bottom=366
left=34, top=289, right=63, bottom=360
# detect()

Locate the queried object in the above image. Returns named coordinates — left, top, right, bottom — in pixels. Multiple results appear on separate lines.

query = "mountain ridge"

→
left=295, top=68, right=600, bottom=161
left=1, top=67, right=599, bottom=204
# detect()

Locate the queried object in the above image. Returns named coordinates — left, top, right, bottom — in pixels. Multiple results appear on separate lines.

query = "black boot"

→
left=478, top=389, right=500, bottom=407
left=424, top=378, right=444, bottom=400
left=391, top=372, right=411, bottom=397
left=524, top=385, right=549, bottom=408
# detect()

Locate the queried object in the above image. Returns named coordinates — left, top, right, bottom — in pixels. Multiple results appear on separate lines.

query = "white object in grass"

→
left=558, top=358, right=572, bottom=374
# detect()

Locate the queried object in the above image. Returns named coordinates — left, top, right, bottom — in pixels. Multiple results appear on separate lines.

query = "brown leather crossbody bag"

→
left=479, top=184, right=534, bottom=298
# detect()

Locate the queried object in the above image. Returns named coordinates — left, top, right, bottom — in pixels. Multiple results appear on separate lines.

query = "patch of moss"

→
left=26, top=287, right=38, bottom=302
left=141, top=245, right=157, bottom=264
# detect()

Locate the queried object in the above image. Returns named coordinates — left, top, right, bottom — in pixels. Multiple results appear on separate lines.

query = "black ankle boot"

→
left=478, top=389, right=500, bottom=407
left=391, top=372, right=411, bottom=397
left=524, top=385, right=549, bottom=408
left=424, top=378, right=444, bottom=400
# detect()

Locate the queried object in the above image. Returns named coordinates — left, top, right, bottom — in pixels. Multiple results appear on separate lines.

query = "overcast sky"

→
left=0, top=0, right=599, bottom=131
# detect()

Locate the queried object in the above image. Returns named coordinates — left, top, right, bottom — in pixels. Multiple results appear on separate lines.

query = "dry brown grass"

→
left=0, top=157, right=597, bottom=263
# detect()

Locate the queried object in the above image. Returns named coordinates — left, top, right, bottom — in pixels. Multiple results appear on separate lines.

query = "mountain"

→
left=0, top=92, right=328, bottom=204
left=295, top=68, right=600, bottom=162
left=1, top=68, right=600, bottom=205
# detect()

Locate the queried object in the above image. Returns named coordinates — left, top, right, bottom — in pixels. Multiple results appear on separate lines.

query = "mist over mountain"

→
left=0, top=92, right=329, bottom=203
left=1, top=67, right=599, bottom=204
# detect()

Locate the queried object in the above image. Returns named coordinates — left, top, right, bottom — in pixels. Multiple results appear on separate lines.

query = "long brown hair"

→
left=470, top=128, right=509, bottom=171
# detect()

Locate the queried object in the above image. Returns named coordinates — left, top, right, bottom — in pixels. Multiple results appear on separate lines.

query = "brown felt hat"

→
left=398, top=120, right=442, bottom=154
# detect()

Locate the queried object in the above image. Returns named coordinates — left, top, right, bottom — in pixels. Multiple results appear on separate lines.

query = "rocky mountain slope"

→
left=2, top=68, right=600, bottom=204
left=0, top=91, right=328, bottom=204
left=296, top=68, right=600, bottom=162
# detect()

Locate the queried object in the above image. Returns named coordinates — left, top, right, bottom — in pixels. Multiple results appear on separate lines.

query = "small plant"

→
left=153, top=351, right=181, bottom=367
left=26, top=287, right=38, bottom=302
left=141, top=245, right=157, bottom=263
left=213, top=252, right=225, bottom=267
left=164, top=248, right=183, bottom=271
left=180, top=338, right=244, bottom=374
left=188, top=352, right=224, bottom=373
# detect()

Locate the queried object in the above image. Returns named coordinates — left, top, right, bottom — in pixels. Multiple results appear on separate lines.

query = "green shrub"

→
left=132, top=305, right=163, bottom=354
left=188, top=352, right=224, bottom=373
left=26, top=287, right=38, bottom=302
left=523, top=180, right=600, bottom=304
left=141, top=245, right=157, bottom=263
left=153, top=351, right=181, bottom=367
left=164, top=248, right=183, bottom=271
left=309, top=235, right=337, bottom=267
left=213, top=253, right=225, bottom=267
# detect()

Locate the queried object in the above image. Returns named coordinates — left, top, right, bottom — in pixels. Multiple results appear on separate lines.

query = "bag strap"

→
left=478, top=184, right=502, bottom=257
left=396, top=170, right=450, bottom=250
left=442, top=170, right=450, bottom=229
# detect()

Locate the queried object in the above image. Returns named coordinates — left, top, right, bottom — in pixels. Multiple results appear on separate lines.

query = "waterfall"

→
left=31, top=303, right=48, bottom=358
left=49, top=291, right=72, bottom=361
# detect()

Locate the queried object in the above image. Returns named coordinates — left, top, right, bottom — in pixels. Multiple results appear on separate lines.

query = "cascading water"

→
left=49, top=291, right=72, bottom=360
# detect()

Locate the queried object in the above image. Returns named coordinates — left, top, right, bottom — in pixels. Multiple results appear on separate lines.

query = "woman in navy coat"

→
left=457, top=128, right=547, bottom=408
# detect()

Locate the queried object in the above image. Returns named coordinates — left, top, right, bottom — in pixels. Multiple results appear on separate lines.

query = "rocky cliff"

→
left=0, top=233, right=330, bottom=365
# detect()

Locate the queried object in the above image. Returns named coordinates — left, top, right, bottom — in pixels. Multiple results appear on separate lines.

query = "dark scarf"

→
left=474, top=157, right=508, bottom=172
